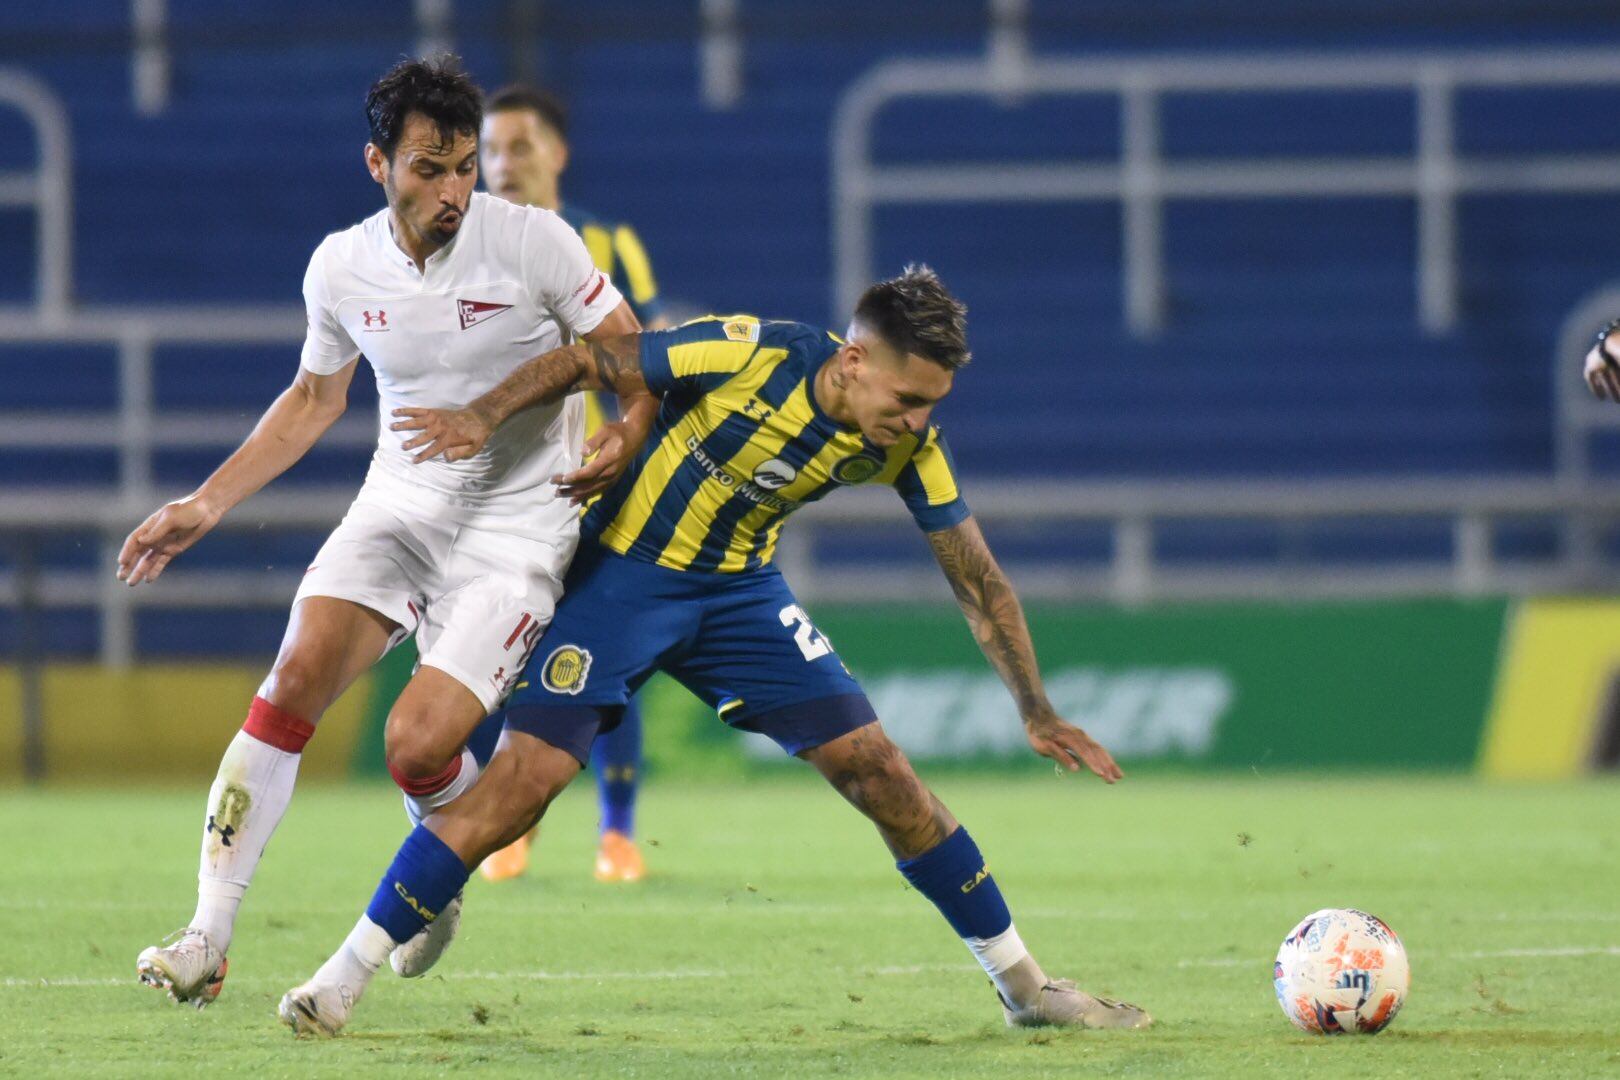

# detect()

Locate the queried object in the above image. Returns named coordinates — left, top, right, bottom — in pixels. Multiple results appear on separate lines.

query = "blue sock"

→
left=363, top=825, right=471, bottom=944
left=591, top=699, right=642, bottom=836
left=895, top=826, right=1012, bottom=940
left=465, top=709, right=505, bottom=767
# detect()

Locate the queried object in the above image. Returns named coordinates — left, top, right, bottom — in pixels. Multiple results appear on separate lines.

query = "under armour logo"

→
left=742, top=399, right=773, bottom=423
left=362, top=309, right=388, bottom=330
left=206, top=815, right=235, bottom=847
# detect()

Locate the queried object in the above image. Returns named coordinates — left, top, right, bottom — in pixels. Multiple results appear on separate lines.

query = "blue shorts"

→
left=504, top=545, right=875, bottom=764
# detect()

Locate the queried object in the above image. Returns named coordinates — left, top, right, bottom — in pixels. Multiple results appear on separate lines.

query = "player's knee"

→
left=851, top=730, right=918, bottom=790
left=261, top=652, right=336, bottom=718
left=814, top=726, right=922, bottom=807
left=383, top=707, right=461, bottom=786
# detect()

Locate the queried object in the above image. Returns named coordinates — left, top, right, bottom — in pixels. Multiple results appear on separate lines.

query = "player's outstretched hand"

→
left=553, top=418, right=644, bottom=505
left=391, top=407, right=493, bottom=463
left=1025, top=712, right=1124, bottom=783
left=1584, top=340, right=1620, bottom=402
left=116, top=496, right=219, bottom=587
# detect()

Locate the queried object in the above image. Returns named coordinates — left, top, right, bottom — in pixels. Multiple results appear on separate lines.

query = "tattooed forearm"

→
left=589, top=339, right=621, bottom=388
left=928, top=517, right=1049, bottom=719
left=468, top=333, right=645, bottom=429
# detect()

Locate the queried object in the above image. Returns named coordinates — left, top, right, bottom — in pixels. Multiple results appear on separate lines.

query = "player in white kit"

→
left=124, top=57, right=649, bottom=1008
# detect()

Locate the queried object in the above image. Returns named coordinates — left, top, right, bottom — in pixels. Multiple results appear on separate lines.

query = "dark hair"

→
left=486, top=84, right=569, bottom=140
left=365, top=55, right=483, bottom=159
left=854, top=264, right=970, bottom=370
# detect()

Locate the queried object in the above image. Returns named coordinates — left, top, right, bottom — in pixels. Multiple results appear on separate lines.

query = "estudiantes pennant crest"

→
left=457, top=298, right=513, bottom=330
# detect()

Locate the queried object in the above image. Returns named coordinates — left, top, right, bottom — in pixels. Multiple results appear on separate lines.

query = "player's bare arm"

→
left=927, top=516, right=1124, bottom=783
left=391, top=331, right=649, bottom=464
left=1583, top=318, right=1620, bottom=402
left=559, top=303, right=659, bottom=503
left=117, top=359, right=357, bottom=587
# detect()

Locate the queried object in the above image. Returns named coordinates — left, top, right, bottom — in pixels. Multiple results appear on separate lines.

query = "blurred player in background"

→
left=476, top=85, right=672, bottom=885
left=124, top=56, right=650, bottom=1008
left=280, top=267, right=1151, bottom=1036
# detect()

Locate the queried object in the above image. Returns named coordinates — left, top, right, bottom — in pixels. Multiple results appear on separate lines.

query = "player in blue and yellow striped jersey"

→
left=480, top=84, right=669, bottom=884
left=281, top=267, right=1151, bottom=1037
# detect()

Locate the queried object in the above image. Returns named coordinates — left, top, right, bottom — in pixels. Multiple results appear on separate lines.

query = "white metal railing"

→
left=832, top=47, right=1620, bottom=335
left=0, top=306, right=366, bottom=666
left=125, top=0, right=456, bottom=115
left=131, top=0, right=169, bottom=115
left=8, top=473, right=1620, bottom=664
left=0, top=69, right=72, bottom=322
left=6, top=49, right=1620, bottom=670
left=3, top=298, right=1619, bottom=663
left=1555, top=281, right=1620, bottom=489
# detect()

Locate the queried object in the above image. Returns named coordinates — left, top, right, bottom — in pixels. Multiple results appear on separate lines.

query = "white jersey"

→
left=299, top=191, right=624, bottom=534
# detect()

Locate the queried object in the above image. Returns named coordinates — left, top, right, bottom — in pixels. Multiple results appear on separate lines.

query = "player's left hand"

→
left=1024, top=711, right=1124, bottom=783
left=553, top=418, right=645, bottom=505
left=390, top=406, right=493, bottom=463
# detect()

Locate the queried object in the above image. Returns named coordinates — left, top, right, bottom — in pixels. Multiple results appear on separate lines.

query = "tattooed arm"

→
left=927, top=517, right=1123, bottom=782
left=387, top=333, right=649, bottom=464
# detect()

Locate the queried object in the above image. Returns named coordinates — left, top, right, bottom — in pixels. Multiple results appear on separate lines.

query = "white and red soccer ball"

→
left=1274, top=908, right=1409, bottom=1035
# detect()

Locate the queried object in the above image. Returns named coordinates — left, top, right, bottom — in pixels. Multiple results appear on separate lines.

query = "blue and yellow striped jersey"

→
left=581, top=315, right=971, bottom=573
left=559, top=203, right=664, bottom=328
left=560, top=203, right=664, bottom=439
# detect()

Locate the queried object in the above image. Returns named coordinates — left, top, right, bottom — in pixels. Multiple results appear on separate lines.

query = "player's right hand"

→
left=1584, top=338, right=1620, bottom=402
left=116, top=496, right=220, bottom=586
left=1024, top=711, right=1124, bottom=783
left=391, top=406, right=493, bottom=463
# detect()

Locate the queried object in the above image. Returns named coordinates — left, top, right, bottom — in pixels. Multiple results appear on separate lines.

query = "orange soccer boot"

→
left=479, top=832, right=532, bottom=883
left=593, top=829, right=646, bottom=883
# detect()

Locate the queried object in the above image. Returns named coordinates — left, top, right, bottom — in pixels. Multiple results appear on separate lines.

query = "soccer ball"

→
left=1273, top=908, right=1409, bottom=1035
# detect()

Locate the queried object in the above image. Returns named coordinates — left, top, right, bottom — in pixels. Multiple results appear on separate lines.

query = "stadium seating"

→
left=4, top=1, right=1620, bottom=653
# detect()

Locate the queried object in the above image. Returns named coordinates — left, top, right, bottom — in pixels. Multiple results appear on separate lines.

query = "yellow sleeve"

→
left=892, top=429, right=970, bottom=532
left=641, top=315, right=763, bottom=394
left=612, top=224, right=661, bottom=308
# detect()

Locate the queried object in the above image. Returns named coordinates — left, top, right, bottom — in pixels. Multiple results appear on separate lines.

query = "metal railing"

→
left=0, top=69, right=72, bottom=322
left=832, top=47, right=1620, bottom=335
left=5, top=50, right=1620, bottom=672
left=0, top=306, right=369, bottom=667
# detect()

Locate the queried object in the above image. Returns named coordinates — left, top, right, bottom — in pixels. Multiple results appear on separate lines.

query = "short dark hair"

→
left=365, top=55, right=483, bottom=160
left=486, top=84, right=569, bottom=140
left=854, top=264, right=970, bottom=370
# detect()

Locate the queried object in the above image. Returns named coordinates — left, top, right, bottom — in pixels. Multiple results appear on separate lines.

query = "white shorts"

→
left=293, top=495, right=575, bottom=713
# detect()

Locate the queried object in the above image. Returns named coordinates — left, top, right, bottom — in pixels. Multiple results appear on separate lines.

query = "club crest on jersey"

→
left=722, top=318, right=760, bottom=343
left=831, top=453, right=884, bottom=484
left=457, top=298, right=513, bottom=330
left=752, top=458, right=797, bottom=490
left=540, top=645, right=592, bottom=695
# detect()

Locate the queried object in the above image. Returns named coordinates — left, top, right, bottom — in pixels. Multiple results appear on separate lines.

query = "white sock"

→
left=403, top=747, right=481, bottom=826
left=964, top=924, right=1043, bottom=1006
left=310, top=916, right=395, bottom=996
left=191, top=729, right=302, bottom=953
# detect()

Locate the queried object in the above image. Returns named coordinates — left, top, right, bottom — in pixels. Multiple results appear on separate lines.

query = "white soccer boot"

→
left=136, top=928, right=228, bottom=1009
left=278, top=976, right=363, bottom=1037
left=390, top=890, right=462, bottom=977
left=1000, top=978, right=1152, bottom=1030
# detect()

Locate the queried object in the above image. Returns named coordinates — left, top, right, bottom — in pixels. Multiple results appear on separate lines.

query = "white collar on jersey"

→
left=379, top=195, right=474, bottom=272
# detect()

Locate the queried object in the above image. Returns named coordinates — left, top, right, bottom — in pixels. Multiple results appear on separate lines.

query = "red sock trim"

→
left=242, top=696, right=315, bottom=754
left=389, top=751, right=463, bottom=797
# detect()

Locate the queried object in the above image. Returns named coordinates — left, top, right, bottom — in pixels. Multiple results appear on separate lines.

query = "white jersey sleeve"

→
left=523, top=208, right=625, bottom=338
left=300, top=240, right=359, bottom=375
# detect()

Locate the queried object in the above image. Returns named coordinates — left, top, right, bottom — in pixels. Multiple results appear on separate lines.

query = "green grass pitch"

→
left=3, top=773, right=1618, bottom=1077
